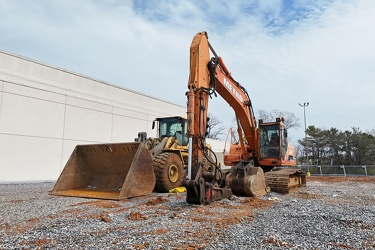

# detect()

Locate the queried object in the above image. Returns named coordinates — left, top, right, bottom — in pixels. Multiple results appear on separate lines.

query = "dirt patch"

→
left=240, top=196, right=275, bottom=208
left=188, top=197, right=274, bottom=229
left=152, top=229, right=169, bottom=234
left=145, top=196, right=170, bottom=206
left=2, top=219, right=41, bottom=235
left=127, top=211, right=147, bottom=221
left=265, top=236, right=291, bottom=248
left=34, top=238, right=51, bottom=247
left=100, top=213, right=112, bottom=223
left=131, top=243, right=150, bottom=250
left=0, top=222, right=11, bottom=231
left=112, top=207, right=130, bottom=214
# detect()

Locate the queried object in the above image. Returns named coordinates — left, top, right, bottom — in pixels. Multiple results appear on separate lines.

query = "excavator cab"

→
left=258, top=118, right=305, bottom=193
left=258, top=118, right=289, bottom=167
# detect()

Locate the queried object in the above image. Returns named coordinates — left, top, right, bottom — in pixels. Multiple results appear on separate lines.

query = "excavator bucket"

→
left=50, top=142, right=156, bottom=200
left=226, top=162, right=270, bottom=197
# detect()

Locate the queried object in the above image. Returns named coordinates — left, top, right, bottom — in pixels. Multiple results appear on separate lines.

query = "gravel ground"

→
left=1, top=176, right=374, bottom=249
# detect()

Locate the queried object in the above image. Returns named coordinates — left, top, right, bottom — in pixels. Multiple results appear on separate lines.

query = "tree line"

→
left=207, top=109, right=375, bottom=166
left=298, top=126, right=375, bottom=166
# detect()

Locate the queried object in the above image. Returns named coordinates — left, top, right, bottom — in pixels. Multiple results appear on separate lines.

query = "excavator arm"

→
left=183, top=32, right=305, bottom=204
left=184, top=32, right=267, bottom=204
left=184, top=32, right=232, bottom=204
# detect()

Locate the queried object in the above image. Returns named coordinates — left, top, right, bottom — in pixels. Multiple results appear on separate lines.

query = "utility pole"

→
left=299, top=102, right=309, bottom=176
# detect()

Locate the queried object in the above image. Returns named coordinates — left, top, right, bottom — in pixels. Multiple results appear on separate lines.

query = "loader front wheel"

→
left=154, top=152, right=183, bottom=193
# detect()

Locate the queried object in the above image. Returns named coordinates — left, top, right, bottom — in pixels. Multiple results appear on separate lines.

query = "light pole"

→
left=299, top=102, right=309, bottom=175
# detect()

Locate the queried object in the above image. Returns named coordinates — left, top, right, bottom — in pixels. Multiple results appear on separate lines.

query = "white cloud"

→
left=0, top=0, right=374, bottom=142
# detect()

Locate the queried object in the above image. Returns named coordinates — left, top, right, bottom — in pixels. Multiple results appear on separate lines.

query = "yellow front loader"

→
left=51, top=116, right=189, bottom=200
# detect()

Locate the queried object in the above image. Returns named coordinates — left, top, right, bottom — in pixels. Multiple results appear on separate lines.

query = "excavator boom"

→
left=184, top=32, right=305, bottom=204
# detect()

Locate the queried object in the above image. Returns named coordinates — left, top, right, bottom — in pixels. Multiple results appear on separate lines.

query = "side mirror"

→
left=284, top=129, right=288, bottom=138
left=152, top=120, right=156, bottom=130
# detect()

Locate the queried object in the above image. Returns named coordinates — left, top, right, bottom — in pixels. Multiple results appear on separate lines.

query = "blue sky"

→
left=1, top=0, right=374, bottom=143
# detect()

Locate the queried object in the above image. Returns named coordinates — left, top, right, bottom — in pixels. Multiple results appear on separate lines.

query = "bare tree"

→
left=257, top=109, right=301, bottom=130
left=206, top=113, right=226, bottom=140
left=369, top=128, right=375, bottom=136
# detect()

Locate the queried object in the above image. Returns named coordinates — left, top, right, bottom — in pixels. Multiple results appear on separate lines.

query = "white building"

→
left=0, top=51, right=187, bottom=182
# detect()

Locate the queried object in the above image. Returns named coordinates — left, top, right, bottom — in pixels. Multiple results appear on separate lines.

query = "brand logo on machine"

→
left=224, top=78, right=243, bottom=103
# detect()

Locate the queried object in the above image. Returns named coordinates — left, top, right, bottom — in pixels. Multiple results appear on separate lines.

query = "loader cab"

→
left=153, top=116, right=189, bottom=146
left=258, top=118, right=288, bottom=166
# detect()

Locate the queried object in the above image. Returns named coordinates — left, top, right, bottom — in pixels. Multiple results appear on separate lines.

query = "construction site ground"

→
left=1, top=176, right=374, bottom=249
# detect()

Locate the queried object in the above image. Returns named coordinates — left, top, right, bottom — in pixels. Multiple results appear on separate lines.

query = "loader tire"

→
left=153, top=152, right=183, bottom=193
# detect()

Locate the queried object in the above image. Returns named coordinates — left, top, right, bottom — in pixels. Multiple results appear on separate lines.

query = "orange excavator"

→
left=183, top=32, right=305, bottom=204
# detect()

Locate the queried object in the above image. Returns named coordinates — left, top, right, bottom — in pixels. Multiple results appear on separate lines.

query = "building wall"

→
left=0, top=51, right=186, bottom=182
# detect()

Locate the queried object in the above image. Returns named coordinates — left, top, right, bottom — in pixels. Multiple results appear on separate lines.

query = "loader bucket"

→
left=50, top=142, right=156, bottom=200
